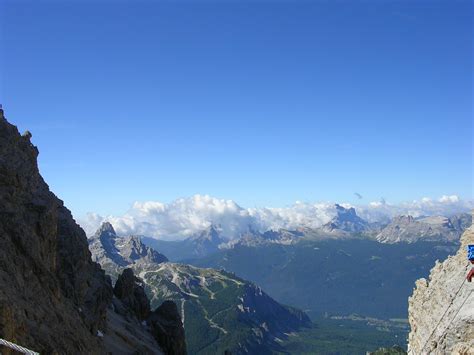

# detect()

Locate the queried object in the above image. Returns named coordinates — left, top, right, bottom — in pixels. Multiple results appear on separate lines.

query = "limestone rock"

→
left=376, top=214, right=467, bottom=244
left=322, top=204, right=369, bottom=234
left=89, top=222, right=168, bottom=280
left=408, top=214, right=474, bottom=354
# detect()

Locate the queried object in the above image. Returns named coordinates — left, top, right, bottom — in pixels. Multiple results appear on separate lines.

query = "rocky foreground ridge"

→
left=0, top=110, right=185, bottom=354
left=408, top=214, right=473, bottom=354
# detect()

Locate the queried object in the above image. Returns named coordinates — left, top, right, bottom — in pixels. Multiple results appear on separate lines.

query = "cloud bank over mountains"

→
left=79, top=194, right=473, bottom=240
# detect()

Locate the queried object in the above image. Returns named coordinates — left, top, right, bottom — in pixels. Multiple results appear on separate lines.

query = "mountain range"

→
left=1, top=107, right=471, bottom=354
left=89, top=223, right=311, bottom=354
left=375, top=214, right=470, bottom=244
left=143, top=205, right=471, bottom=263
left=139, top=206, right=471, bottom=352
left=138, top=205, right=471, bottom=323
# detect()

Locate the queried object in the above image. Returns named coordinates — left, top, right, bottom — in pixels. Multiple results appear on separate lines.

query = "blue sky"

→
left=0, top=0, right=472, bottom=218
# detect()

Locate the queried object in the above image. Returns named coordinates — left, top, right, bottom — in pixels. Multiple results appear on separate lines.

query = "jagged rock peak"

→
left=114, top=268, right=151, bottom=321
left=193, top=224, right=223, bottom=241
left=88, top=224, right=168, bottom=277
left=322, top=204, right=369, bottom=233
left=408, top=214, right=474, bottom=354
left=95, top=221, right=117, bottom=238
left=335, top=203, right=357, bottom=215
left=121, top=235, right=168, bottom=264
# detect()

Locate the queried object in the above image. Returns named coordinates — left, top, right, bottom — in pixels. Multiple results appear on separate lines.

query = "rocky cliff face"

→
left=408, top=215, right=474, bottom=354
left=0, top=109, right=113, bottom=353
left=0, top=111, right=185, bottom=354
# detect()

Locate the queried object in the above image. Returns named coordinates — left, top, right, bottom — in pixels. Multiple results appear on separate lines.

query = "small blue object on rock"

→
left=468, top=245, right=474, bottom=261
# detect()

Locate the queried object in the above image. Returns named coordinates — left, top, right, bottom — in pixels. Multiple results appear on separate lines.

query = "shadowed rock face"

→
left=114, top=268, right=151, bottom=321
left=111, top=268, right=186, bottom=355
left=0, top=111, right=186, bottom=354
left=0, top=109, right=113, bottom=353
left=149, top=301, right=187, bottom=355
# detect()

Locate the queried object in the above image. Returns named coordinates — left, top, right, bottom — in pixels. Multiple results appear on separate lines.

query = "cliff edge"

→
left=0, top=109, right=185, bottom=354
left=408, top=213, right=473, bottom=354
left=0, top=108, right=113, bottom=353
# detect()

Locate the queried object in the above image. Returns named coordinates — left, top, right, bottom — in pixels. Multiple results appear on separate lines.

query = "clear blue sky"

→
left=0, top=0, right=472, bottom=218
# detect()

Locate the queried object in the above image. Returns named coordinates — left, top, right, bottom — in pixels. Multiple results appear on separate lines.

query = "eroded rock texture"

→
left=0, top=110, right=185, bottom=354
left=0, top=109, right=113, bottom=353
left=408, top=215, right=474, bottom=354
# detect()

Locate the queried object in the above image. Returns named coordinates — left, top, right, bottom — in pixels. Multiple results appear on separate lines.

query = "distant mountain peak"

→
left=95, top=221, right=117, bottom=239
left=322, top=204, right=369, bottom=233
left=335, top=203, right=356, bottom=214
left=376, top=214, right=466, bottom=244
left=186, top=224, right=224, bottom=244
left=89, top=224, right=168, bottom=269
left=204, top=223, right=220, bottom=234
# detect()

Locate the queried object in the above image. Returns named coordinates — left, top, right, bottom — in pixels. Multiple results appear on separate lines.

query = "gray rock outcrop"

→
left=408, top=214, right=474, bottom=354
left=89, top=222, right=168, bottom=281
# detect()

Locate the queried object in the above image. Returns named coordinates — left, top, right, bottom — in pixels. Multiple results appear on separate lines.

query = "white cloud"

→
left=357, top=195, right=473, bottom=222
left=81, top=195, right=254, bottom=240
left=79, top=194, right=473, bottom=240
left=439, top=195, right=460, bottom=203
left=248, top=202, right=337, bottom=231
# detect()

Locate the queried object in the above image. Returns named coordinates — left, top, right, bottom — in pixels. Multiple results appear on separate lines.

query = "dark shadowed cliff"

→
left=0, top=109, right=185, bottom=354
